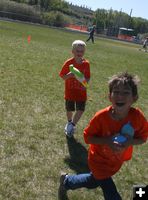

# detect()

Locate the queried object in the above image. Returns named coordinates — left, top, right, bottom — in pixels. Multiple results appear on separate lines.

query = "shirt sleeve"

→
left=59, top=61, right=70, bottom=78
left=84, top=113, right=101, bottom=144
left=84, top=62, right=90, bottom=80
left=135, top=109, right=148, bottom=141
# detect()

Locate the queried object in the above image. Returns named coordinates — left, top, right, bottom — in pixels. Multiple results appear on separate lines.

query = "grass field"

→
left=0, top=20, right=148, bottom=200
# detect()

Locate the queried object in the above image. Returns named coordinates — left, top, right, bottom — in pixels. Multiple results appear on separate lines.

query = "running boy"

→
left=59, top=40, right=90, bottom=137
left=58, top=72, right=148, bottom=200
left=86, top=25, right=96, bottom=43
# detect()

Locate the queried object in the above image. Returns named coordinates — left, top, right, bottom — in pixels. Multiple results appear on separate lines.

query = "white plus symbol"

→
left=136, top=187, right=145, bottom=197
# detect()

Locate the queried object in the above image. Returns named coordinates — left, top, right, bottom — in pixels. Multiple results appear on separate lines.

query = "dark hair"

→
left=108, top=72, right=140, bottom=96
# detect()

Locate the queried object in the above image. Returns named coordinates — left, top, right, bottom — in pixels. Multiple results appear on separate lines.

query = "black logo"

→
left=133, top=185, right=148, bottom=199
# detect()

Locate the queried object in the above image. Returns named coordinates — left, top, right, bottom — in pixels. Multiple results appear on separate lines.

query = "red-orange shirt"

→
left=84, top=106, right=148, bottom=180
left=59, top=57, right=90, bottom=101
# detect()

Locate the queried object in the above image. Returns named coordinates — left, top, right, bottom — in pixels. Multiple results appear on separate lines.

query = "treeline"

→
left=0, top=0, right=41, bottom=23
left=0, top=0, right=148, bottom=36
left=0, top=0, right=73, bottom=26
left=0, top=0, right=93, bottom=26
left=94, top=8, right=148, bottom=35
left=10, top=0, right=69, bottom=12
left=9, top=0, right=93, bottom=25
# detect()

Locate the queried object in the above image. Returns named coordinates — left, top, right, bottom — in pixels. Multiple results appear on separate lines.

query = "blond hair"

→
left=72, top=40, right=86, bottom=50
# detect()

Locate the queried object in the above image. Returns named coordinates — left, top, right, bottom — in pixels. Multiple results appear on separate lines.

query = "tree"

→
left=95, top=9, right=108, bottom=33
left=132, top=17, right=148, bottom=34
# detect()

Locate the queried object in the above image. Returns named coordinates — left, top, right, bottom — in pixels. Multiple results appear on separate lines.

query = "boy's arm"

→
left=61, top=72, right=75, bottom=80
left=87, top=133, right=146, bottom=144
left=59, top=62, right=75, bottom=80
left=122, top=137, right=146, bottom=147
left=132, top=138, right=146, bottom=145
left=86, top=135, right=124, bottom=152
left=124, top=110, right=148, bottom=147
left=85, top=62, right=90, bottom=83
left=86, top=135, right=146, bottom=153
left=86, top=135, right=111, bottom=145
left=86, top=78, right=90, bottom=83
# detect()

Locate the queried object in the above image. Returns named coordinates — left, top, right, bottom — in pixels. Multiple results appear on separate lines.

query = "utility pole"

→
left=118, top=8, right=122, bottom=29
left=128, top=9, right=133, bottom=29
left=130, top=9, right=133, bottom=17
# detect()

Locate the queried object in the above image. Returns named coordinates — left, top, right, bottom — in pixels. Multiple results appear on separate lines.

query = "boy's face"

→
left=109, top=83, right=137, bottom=113
left=72, top=45, right=85, bottom=59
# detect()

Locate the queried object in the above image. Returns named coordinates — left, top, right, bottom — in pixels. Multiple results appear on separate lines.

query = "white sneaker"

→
left=64, top=122, right=71, bottom=133
left=64, top=122, right=75, bottom=137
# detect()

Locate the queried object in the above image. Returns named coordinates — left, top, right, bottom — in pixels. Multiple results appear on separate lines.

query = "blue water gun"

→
left=112, top=122, right=134, bottom=145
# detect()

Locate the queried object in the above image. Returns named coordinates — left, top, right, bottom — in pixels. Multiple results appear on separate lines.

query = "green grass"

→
left=0, top=20, right=148, bottom=200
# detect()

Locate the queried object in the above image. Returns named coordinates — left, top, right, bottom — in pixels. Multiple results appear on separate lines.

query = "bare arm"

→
left=86, top=135, right=146, bottom=152
left=123, top=137, right=146, bottom=147
left=61, top=72, right=75, bottom=80
left=87, top=135, right=123, bottom=152
left=86, top=135, right=111, bottom=145
left=86, top=78, right=90, bottom=83
left=62, top=72, right=90, bottom=84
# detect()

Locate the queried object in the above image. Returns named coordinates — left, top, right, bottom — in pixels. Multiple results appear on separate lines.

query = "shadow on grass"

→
left=64, top=136, right=89, bottom=173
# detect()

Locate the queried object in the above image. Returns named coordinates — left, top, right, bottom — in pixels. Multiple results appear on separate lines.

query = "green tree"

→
left=95, top=8, right=108, bottom=33
left=132, top=17, right=148, bottom=34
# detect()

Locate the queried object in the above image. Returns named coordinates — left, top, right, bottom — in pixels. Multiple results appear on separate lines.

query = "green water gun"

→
left=69, top=64, right=88, bottom=88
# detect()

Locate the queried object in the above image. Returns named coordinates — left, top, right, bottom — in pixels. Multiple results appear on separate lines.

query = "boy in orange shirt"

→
left=59, top=40, right=90, bottom=137
left=58, top=72, right=148, bottom=200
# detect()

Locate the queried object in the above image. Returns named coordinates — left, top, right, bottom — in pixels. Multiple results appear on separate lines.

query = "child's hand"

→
left=121, top=135, right=133, bottom=148
left=67, top=72, right=75, bottom=78
left=76, top=76, right=84, bottom=83
left=62, top=72, right=75, bottom=80
left=111, top=135, right=133, bottom=152
left=107, top=135, right=130, bottom=152
left=106, top=136, right=122, bottom=152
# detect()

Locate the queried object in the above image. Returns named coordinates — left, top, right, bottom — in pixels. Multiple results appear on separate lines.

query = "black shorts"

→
left=65, top=100, right=86, bottom=111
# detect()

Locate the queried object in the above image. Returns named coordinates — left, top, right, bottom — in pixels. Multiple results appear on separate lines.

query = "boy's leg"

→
left=65, top=100, right=75, bottom=121
left=64, top=172, right=100, bottom=190
left=59, top=173, right=122, bottom=200
left=72, top=101, right=85, bottom=125
left=99, top=178, right=122, bottom=200
left=65, top=174, right=122, bottom=200
left=86, top=36, right=91, bottom=42
left=66, top=111, right=73, bottom=122
left=65, top=101, right=85, bottom=136
left=72, top=110, right=84, bottom=125
left=65, top=100, right=75, bottom=137
left=58, top=173, right=97, bottom=200
left=143, top=44, right=146, bottom=50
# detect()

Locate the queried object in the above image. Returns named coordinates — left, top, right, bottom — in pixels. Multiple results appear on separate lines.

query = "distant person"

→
left=59, top=40, right=90, bottom=137
left=142, top=37, right=148, bottom=52
left=58, top=72, right=148, bottom=200
left=86, top=25, right=96, bottom=43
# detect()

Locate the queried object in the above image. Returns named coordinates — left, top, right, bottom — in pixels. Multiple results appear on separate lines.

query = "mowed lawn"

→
left=0, top=20, right=147, bottom=200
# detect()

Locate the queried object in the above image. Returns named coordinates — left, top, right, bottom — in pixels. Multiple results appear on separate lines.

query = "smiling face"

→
left=109, top=83, right=138, bottom=117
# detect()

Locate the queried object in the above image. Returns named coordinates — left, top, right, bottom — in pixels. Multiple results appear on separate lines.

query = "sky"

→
left=66, top=0, right=148, bottom=20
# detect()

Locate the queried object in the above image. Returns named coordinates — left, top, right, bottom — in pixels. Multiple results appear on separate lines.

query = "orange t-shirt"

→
left=84, top=106, right=148, bottom=180
left=59, top=57, right=90, bottom=101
